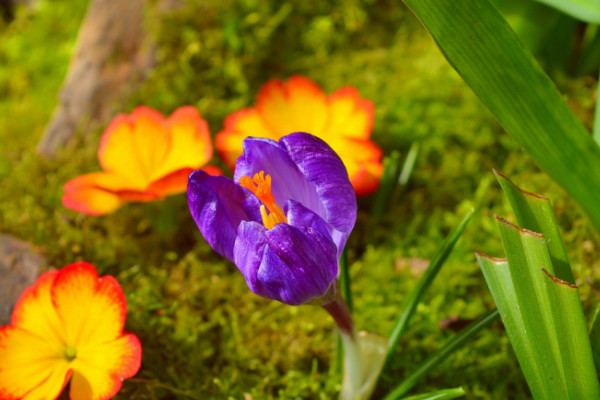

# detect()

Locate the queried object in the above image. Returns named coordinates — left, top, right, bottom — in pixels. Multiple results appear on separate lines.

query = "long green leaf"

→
left=532, top=0, right=600, bottom=23
left=494, top=169, right=573, bottom=283
left=382, top=309, right=499, bottom=400
left=402, top=0, right=600, bottom=232
left=400, top=387, right=465, bottom=400
left=385, top=208, right=475, bottom=367
left=541, top=268, right=600, bottom=398
left=480, top=216, right=600, bottom=399
left=495, top=216, right=569, bottom=398
left=477, top=254, right=548, bottom=398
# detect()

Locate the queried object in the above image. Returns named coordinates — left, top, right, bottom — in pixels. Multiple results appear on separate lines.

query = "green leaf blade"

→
left=402, top=0, right=600, bottom=232
left=383, top=309, right=499, bottom=400
left=494, top=170, right=573, bottom=283
left=541, top=269, right=600, bottom=398
left=495, top=216, right=568, bottom=398
left=532, top=0, right=600, bottom=23
left=476, top=253, right=548, bottom=399
left=385, top=208, right=475, bottom=366
left=400, top=387, right=465, bottom=400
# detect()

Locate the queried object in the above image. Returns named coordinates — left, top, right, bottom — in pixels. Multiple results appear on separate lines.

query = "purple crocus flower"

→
left=188, top=132, right=357, bottom=306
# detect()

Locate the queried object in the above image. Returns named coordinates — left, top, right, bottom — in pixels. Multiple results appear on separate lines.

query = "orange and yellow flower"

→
left=216, top=76, right=383, bottom=195
left=63, top=106, right=220, bottom=216
left=0, top=262, right=141, bottom=400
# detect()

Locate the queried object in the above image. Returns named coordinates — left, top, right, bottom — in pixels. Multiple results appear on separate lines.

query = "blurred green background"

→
left=0, top=0, right=598, bottom=398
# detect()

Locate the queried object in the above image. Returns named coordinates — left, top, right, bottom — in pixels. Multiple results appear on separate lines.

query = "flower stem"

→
left=323, top=292, right=355, bottom=339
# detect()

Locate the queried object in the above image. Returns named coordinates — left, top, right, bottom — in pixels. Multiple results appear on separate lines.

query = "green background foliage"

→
left=0, top=0, right=598, bottom=398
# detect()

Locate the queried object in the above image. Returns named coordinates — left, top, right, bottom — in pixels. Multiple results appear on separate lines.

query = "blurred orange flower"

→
left=0, top=262, right=141, bottom=400
left=63, top=106, right=220, bottom=216
left=216, top=76, right=383, bottom=195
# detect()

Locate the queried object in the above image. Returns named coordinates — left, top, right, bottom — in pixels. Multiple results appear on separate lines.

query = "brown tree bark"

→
left=37, top=0, right=153, bottom=156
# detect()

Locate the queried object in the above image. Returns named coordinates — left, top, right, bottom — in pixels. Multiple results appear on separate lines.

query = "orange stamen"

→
left=239, top=171, right=288, bottom=229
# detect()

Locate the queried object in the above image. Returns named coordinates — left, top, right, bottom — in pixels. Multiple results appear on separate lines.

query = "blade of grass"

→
left=398, top=142, right=420, bottom=187
left=385, top=208, right=475, bottom=367
left=595, top=67, right=600, bottom=145
left=371, top=151, right=402, bottom=219
left=392, top=142, right=420, bottom=206
left=382, top=309, right=499, bottom=400
left=340, top=247, right=352, bottom=312
left=402, top=0, right=600, bottom=232
left=400, top=387, right=465, bottom=400
left=334, top=247, right=352, bottom=375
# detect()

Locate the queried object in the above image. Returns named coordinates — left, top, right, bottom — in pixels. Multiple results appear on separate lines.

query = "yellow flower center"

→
left=65, top=346, right=77, bottom=362
left=239, top=171, right=288, bottom=230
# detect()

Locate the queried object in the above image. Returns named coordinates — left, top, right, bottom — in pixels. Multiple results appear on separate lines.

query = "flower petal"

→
left=257, top=76, right=328, bottom=135
left=10, top=270, right=64, bottom=347
left=284, top=198, right=347, bottom=259
left=0, top=326, right=70, bottom=400
left=62, top=173, right=134, bottom=216
left=188, top=170, right=262, bottom=261
left=233, top=221, right=269, bottom=298
left=259, top=222, right=338, bottom=305
left=98, top=107, right=169, bottom=186
left=51, top=262, right=127, bottom=347
left=234, top=137, right=327, bottom=222
left=150, top=106, right=213, bottom=181
left=69, top=333, right=141, bottom=400
left=328, top=138, right=383, bottom=196
left=216, top=108, right=278, bottom=168
left=280, top=132, right=357, bottom=236
left=148, top=168, right=195, bottom=196
left=324, top=87, right=374, bottom=140
left=148, top=165, right=222, bottom=197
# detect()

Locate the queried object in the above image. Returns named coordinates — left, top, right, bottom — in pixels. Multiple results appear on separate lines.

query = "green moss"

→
left=0, top=0, right=599, bottom=399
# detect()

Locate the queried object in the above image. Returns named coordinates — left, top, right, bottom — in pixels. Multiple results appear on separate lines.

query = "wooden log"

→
left=37, top=0, right=152, bottom=156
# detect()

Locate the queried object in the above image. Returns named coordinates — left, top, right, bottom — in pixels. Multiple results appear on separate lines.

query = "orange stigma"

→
left=239, top=171, right=288, bottom=229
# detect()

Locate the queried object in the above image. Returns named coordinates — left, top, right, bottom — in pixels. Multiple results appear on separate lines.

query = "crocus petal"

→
left=284, top=198, right=347, bottom=259
left=258, top=222, right=338, bottom=305
left=280, top=132, right=357, bottom=237
left=0, top=326, right=71, bottom=400
left=233, top=221, right=269, bottom=298
left=98, top=107, right=169, bottom=187
left=150, top=106, right=212, bottom=181
left=234, top=137, right=327, bottom=222
left=188, top=170, right=262, bottom=261
left=216, top=108, right=277, bottom=168
left=69, top=333, right=141, bottom=400
left=257, top=76, right=328, bottom=136
left=324, top=87, right=374, bottom=140
left=51, top=262, right=127, bottom=347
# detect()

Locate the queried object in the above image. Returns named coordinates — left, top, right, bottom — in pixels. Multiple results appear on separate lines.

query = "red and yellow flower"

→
left=0, top=262, right=141, bottom=400
left=63, top=106, right=220, bottom=216
left=216, top=76, right=383, bottom=195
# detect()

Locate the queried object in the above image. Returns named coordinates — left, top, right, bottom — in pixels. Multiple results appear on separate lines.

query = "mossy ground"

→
left=0, top=1, right=599, bottom=399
